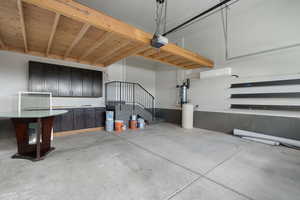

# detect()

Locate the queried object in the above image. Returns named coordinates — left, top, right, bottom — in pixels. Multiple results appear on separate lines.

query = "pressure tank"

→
left=182, top=104, right=193, bottom=129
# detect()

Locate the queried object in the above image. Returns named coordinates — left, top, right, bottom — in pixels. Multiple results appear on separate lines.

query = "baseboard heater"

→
left=233, top=129, right=300, bottom=148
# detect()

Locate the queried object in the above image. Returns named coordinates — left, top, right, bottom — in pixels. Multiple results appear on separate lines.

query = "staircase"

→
left=105, top=81, right=155, bottom=125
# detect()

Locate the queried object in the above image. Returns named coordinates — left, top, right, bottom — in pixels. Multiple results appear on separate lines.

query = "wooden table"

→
left=0, top=110, right=67, bottom=161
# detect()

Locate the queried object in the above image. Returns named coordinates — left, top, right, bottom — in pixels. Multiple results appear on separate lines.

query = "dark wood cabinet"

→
left=54, top=107, right=105, bottom=132
left=61, top=109, right=74, bottom=131
left=29, top=61, right=103, bottom=97
left=29, top=62, right=45, bottom=92
left=83, top=70, right=93, bottom=97
left=44, top=65, right=59, bottom=96
left=53, top=115, right=62, bottom=132
left=73, top=108, right=85, bottom=130
left=93, top=71, right=103, bottom=97
left=58, top=67, right=72, bottom=96
left=85, top=108, right=96, bottom=128
left=71, top=69, right=83, bottom=97
left=95, top=108, right=105, bottom=127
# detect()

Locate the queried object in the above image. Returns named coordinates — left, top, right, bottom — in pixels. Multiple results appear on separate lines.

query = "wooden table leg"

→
left=36, top=118, right=42, bottom=161
left=12, top=117, right=55, bottom=161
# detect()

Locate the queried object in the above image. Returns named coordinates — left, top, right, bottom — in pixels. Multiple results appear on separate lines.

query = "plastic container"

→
left=130, top=120, right=137, bottom=129
left=115, top=120, right=124, bottom=132
left=105, top=120, right=114, bottom=132
left=138, top=118, right=145, bottom=129
left=131, top=115, right=137, bottom=121
left=106, top=111, right=114, bottom=121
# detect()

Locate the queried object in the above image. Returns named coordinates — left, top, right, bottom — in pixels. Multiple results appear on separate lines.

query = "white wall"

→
left=0, top=51, right=156, bottom=137
left=0, top=51, right=156, bottom=113
left=155, top=0, right=300, bottom=113
left=125, top=57, right=156, bottom=97
left=0, top=51, right=108, bottom=112
left=106, top=60, right=126, bottom=82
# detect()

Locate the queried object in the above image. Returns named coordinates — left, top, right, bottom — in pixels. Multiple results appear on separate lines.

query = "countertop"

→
left=0, top=110, right=68, bottom=118
left=52, top=106, right=105, bottom=109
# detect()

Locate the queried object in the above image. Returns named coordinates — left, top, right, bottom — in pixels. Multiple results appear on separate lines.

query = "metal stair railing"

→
left=105, top=81, right=155, bottom=120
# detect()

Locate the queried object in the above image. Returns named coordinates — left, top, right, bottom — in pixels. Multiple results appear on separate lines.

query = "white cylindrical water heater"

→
left=182, top=104, right=194, bottom=129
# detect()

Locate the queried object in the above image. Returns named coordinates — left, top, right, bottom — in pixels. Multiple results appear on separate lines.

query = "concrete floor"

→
left=0, top=123, right=300, bottom=200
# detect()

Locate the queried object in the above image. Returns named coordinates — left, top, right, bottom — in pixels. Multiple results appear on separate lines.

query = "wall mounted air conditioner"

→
left=200, top=67, right=232, bottom=79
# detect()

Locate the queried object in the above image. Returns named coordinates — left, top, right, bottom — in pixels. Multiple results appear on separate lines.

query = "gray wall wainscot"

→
left=156, top=109, right=182, bottom=125
left=156, top=109, right=300, bottom=141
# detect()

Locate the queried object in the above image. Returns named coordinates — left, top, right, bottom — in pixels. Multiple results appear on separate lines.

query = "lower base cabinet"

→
left=54, top=107, right=105, bottom=132
left=61, top=109, right=74, bottom=131
left=85, top=108, right=96, bottom=128
left=74, top=109, right=85, bottom=130
left=95, top=108, right=105, bottom=127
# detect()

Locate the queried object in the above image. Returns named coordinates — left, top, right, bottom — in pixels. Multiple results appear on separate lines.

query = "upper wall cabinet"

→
left=28, top=61, right=103, bottom=98
left=29, top=62, right=44, bottom=92
left=58, top=67, right=72, bottom=97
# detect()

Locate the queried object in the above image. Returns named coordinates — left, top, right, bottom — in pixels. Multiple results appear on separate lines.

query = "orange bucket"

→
left=115, top=120, right=123, bottom=132
left=130, top=120, right=137, bottom=130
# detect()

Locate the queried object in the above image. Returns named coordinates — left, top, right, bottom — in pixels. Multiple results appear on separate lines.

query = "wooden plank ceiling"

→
left=0, top=0, right=214, bottom=69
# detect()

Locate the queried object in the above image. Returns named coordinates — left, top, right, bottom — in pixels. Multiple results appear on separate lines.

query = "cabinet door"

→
left=44, top=64, right=59, bottom=96
left=53, top=115, right=61, bottom=132
left=93, top=71, right=103, bottom=97
left=95, top=108, right=105, bottom=127
left=29, top=62, right=45, bottom=92
left=71, top=69, right=83, bottom=97
left=73, top=109, right=85, bottom=130
left=85, top=108, right=96, bottom=128
left=58, top=67, right=72, bottom=97
left=61, top=109, right=74, bottom=131
left=82, top=70, right=93, bottom=97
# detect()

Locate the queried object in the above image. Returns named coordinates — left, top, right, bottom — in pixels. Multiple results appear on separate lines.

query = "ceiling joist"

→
left=79, top=31, right=113, bottom=61
left=160, top=55, right=175, bottom=61
left=94, top=41, right=131, bottom=65
left=142, top=49, right=158, bottom=57
left=167, top=57, right=183, bottom=63
left=46, top=13, right=60, bottom=56
left=0, top=35, right=6, bottom=49
left=154, top=53, right=170, bottom=60
left=17, top=0, right=28, bottom=53
left=0, top=0, right=213, bottom=69
left=103, top=45, right=150, bottom=66
left=64, top=23, right=90, bottom=59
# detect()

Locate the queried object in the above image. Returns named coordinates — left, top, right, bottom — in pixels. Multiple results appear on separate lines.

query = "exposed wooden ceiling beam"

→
left=94, top=41, right=131, bottom=65
left=22, top=0, right=150, bottom=44
left=79, top=31, right=113, bottom=61
left=64, top=23, right=90, bottom=59
left=138, top=54, right=187, bottom=69
left=167, top=57, right=183, bottom=63
left=175, top=60, right=193, bottom=66
left=103, top=45, right=150, bottom=67
left=17, top=0, right=28, bottom=53
left=149, top=52, right=161, bottom=58
left=184, top=63, right=197, bottom=67
left=47, top=13, right=60, bottom=56
left=6, top=46, right=104, bottom=68
left=152, top=52, right=170, bottom=59
left=142, top=49, right=158, bottom=57
left=161, top=44, right=213, bottom=67
left=0, top=35, right=6, bottom=49
left=138, top=48, right=151, bottom=56
left=23, top=0, right=214, bottom=68
left=158, top=55, right=176, bottom=62
left=184, top=64, right=201, bottom=69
